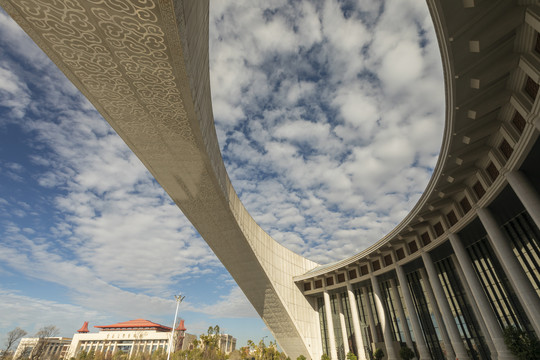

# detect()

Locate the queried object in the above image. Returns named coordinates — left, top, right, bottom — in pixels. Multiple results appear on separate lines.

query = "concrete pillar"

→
left=337, top=292, right=351, bottom=356
left=395, top=265, right=431, bottom=360
left=324, top=291, right=339, bottom=360
left=422, top=252, right=470, bottom=360
left=449, top=234, right=515, bottom=359
left=389, top=278, right=415, bottom=353
left=363, top=286, right=380, bottom=344
left=419, top=268, right=456, bottom=360
left=371, top=275, right=398, bottom=360
left=347, top=283, right=367, bottom=360
left=477, top=207, right=540, bottom=335
left=506, top=170, right=540, bottom=229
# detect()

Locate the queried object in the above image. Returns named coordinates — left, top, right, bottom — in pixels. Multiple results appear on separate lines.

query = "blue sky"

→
left=0, top=0, right=444, bottom=350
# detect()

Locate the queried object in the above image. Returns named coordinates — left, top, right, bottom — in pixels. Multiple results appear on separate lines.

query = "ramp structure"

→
left=0, top=0, right=320, bottom=358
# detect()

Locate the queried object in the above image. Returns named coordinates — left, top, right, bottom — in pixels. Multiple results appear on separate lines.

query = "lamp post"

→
left=167, top=294, right=185, bottom=360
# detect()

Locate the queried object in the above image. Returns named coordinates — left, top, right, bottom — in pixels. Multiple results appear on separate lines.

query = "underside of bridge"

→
left=0, top=0, right=320, bottom=358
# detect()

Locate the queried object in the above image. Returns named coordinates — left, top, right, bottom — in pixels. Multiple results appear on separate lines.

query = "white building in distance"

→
left=13, top=337, right=71, bottom=360
left=65, top=319, right=188, bottom=359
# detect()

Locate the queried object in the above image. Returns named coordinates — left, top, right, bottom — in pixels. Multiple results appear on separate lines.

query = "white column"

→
left=477, top=207, right=540, bottom=335
left=449, top=234, right=515, bottom=360
left=370, top=275, right=398, bottom=360
left=422, top=252, right=470, bottom=360
left=337, top=293, right=351, bottom=356
left=363, top=286, right=380, bottom=344
left=324, top=291, right=339, bottom=360
left=506, top=170, right=540, bottom=229
left=389, top=278, right=415, bottom=353
left=347, top=283, right=367, bottom=360
left=395, top=265, right=431, bottom=360
left=419, top=268, right=456, bottom=360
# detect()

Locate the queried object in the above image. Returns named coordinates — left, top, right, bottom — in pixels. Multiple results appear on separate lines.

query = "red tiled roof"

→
left=95, top=319, right=172, bottom=332
left=78, top=321, right=89, bottom=333
left=176, top=319, right=186, bottom=332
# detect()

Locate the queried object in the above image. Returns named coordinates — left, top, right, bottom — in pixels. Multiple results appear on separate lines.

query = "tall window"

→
left=353, top=287, right=372, bottom=356
left=407, top=270, right=445, bottom=359
left=502, top=211, right=540, bottom=297
left=381, top=280, right=402, bottom=342
left=367, top=286, right=384, bottom=342
left=331, top=294, right=345, bottom=360
left=318, top=297, right=329, bottom=356
left=340, top=292, right=357, bottom=356
left=436, top=256, right=490, bottom=359
left=466, top=236, right=532, bottom=332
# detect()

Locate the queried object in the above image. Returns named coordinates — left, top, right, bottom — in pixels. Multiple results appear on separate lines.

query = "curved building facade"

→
left=1, top=0, right=539, bottom=360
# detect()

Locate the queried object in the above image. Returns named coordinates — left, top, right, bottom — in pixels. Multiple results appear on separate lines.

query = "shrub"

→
left=373, top=349, right=384, bottom=360
left=345, top=352, right=357, bottom=360
left=503, top=326, right=540, bottom=360
left=399, top=346, right=415, bottom=360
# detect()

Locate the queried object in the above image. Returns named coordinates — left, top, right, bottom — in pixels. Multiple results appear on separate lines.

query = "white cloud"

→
left=209, top=0, right=444, bottom=264
left=0, top=65, right=30, bottom=119
left=0, top=0, right=445, bottom=345
left=0, top=289, right=107, bottom=342
left=184, top=287, right=258, bottom=319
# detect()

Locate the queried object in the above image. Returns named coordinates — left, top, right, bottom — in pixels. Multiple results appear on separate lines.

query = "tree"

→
left=197, top=326, right=226, bottom=360
left=399, top=346, right=415, bottom=360
left=503, top=326, right=540, bottom=360
left=295, top=356, right=305, bottom=360
left=2, top=328, right=27, bottom=360
left=228, top=350, right=242, bottom=360
left=320, top=354, right=330, bottom=360
left=373, top=348, right=384, bottom=360
left=239, top=346, right=250, bottom=360
left=345, top=352, right=356, bottom=360
left=29, top=326, right=59, bottom=360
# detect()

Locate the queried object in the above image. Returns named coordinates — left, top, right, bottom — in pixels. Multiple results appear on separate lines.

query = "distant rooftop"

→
left=95, top=319, right=172, bottom=332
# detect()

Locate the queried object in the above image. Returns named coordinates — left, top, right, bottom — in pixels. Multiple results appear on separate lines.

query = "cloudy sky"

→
left=0, top=0, right=444, bottom=350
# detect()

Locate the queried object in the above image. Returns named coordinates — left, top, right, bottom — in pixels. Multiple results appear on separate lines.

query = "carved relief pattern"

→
left=11, top=0, right=194, bottom=144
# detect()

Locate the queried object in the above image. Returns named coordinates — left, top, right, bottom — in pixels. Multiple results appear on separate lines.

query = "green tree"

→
left=345, top=352, right=356, bottom=360
left=320, top=354, right=330, bottom=360
left=295, top=356, right=306, bottom=360
left=239, top=347, right=250, bottom=360
left=373, top=348, right=384, bottom=360
left=399, top=346, right=415, bottom=360
left=503, top=326, right=540, bottom=360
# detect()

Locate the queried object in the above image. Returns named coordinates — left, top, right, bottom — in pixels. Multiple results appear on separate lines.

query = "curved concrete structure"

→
left=2, top=0, right=540, bottom=359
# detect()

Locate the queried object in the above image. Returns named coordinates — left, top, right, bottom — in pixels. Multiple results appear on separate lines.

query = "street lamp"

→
left=167, top=294, right=185, bottom=360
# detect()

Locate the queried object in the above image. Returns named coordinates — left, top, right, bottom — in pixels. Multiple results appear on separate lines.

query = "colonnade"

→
left=315, top=170, right=540, bottom=360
